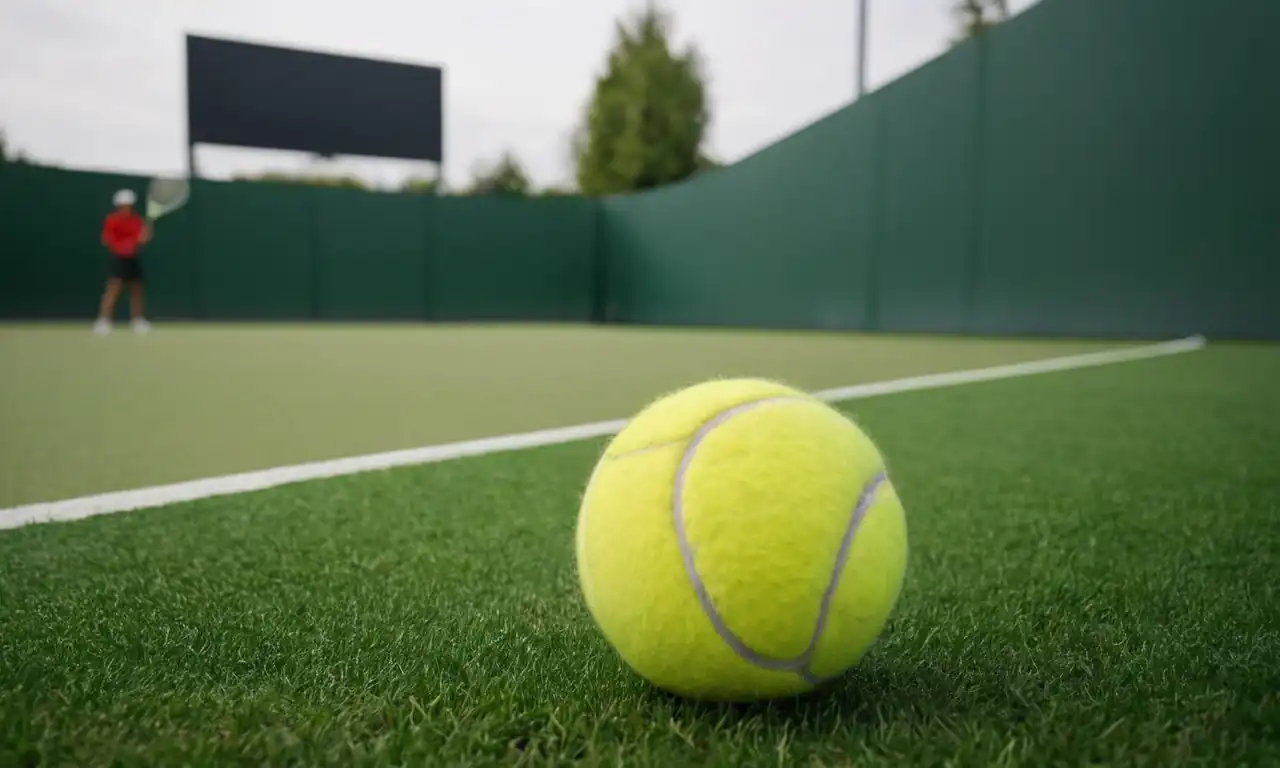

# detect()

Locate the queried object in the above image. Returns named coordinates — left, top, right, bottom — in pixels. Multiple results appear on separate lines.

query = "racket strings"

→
left=148, top=178, right=189, bottom=206
left=146, top=177, right=190, bottom=219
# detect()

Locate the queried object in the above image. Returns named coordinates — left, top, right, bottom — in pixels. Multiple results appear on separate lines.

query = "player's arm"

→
left=140, top=221, right=153, bottom=245
left=101, top=219, right=115, bottom=250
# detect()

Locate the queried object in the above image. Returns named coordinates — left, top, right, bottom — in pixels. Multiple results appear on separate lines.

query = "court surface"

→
left=1, top=324, right=1277, bottom=766
left=1, top=323, right=1126, bottom=509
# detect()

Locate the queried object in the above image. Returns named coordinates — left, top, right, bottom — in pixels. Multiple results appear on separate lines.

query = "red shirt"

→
left=102, top=210, right=146, bottom=257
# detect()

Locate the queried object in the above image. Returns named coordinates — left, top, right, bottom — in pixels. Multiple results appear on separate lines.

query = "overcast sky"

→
left=0, top=0, right=1038, bottom=190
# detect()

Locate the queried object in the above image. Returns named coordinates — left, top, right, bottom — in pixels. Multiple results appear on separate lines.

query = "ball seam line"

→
left=671, top=396, right=887, bottom=684
left=799, top=469, right=887, bottom=685
left=604, top=439, right=688, bottom=461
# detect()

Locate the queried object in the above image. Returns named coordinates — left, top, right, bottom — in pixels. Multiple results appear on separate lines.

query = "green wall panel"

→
left=1158, top=0, right=1279, bottom=339
left=312, top=188, right=430, bottom=320
left=603, top=102, right=879, bottom=331
left=0, top=165, right=142, bottom=319
left=975, top=0, right=1192, bottom=336
left=194, top=180, right=314, bottom=319
left=142, top=199, right=199, bottom=320
left=872, top=43, right=980, bottom=333
left=431, top=197, right=596, bottom=321
left=974, top=0, right=1279, bottom=338
left=0, top=164, right=196, bottom=321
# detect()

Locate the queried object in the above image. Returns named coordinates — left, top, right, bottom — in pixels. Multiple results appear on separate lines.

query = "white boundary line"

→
left=0, top=335, right=1205, bottom=532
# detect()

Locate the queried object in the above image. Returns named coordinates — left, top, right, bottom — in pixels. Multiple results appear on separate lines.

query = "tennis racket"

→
left=145, top=176, right=190, bottom=222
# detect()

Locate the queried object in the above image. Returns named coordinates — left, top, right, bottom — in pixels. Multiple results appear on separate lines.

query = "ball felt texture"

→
left=575, top=378, right=909, bottom=701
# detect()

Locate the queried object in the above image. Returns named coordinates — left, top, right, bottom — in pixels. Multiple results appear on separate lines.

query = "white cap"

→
left=113, top=189, right=136, bottom=206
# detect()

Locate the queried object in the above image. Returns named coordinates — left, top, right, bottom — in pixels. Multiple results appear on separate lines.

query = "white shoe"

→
left=93, top=318, right=111, bottom=335
left=132, top=318, right=151, bottom=334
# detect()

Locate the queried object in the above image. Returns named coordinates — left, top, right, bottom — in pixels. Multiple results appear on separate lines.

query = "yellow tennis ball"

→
left=574, top=378, right=908, bottom=701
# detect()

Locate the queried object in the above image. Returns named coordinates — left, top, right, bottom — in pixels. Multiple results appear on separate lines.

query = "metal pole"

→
left=855, top=0, right=869, bottom=98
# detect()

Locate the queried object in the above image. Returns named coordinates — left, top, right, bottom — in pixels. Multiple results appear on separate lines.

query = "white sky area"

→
left=0, top=0, right=1038, bottom=190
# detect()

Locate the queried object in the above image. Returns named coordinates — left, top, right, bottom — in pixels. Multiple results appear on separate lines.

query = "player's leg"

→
left=129, top=282, right=149, bottom=333
left=95, top=276, right=122, bottom=334
left=126, top=259, right=150, bottom=333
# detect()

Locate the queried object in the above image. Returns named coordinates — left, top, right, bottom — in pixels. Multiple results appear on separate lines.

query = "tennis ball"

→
left=574, top=378, right=908, bottom=701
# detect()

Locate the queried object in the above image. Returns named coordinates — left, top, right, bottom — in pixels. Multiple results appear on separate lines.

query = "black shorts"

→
left=109, top=256, right=143, bottom=282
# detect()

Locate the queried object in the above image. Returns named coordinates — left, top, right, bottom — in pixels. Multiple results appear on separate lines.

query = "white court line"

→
left=0, top=334, right=1206, bottom=532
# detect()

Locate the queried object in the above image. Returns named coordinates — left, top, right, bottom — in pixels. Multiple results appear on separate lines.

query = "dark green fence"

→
left=1, top=0, right=1276, bottom=338
left=0, top=167, right=598, bottom=323
left=0, top=164, right=147, bottom=319
left=600, top=0, right=1279, bottom=340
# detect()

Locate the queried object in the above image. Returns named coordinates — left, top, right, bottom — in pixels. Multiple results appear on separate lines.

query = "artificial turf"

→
left=0, top=323, right=1119, bottom=508
left=1, top=342, right=1277, bottom=766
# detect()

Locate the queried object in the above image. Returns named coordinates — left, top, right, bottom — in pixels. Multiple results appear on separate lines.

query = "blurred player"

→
left=95, top=189, right=152, bottom=334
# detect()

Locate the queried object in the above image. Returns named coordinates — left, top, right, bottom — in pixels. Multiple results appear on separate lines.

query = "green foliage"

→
left=574, top=2, right=710, bottom=196
left=0, top=129, right=34, bottom=170
left=696, top=152, right=723, bottom=174
left=537, top=185, right=579, bottom=197
left=400, top=176, right=442, bottom=195
left=462, top=151, right=532, bottom=197
left=951, top=0, right=1010, bottom=43
left=0, top=129, right=29, bottom=168
left=233, top=171, right=369, bottom=189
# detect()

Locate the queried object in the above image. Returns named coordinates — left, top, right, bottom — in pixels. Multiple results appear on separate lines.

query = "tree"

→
left=537, top=184, right=578, bottom=197
left=574, top=2, right=710, bottom=196
left=400, top=176, right=443, bottom=195
left=951, top=0, right=1010, bottom=43
left=0, top=129, right=33, bottom=168
left=462, top=151, right=532, bottom=197
left=696, top=151, right=723, bottom=174
left=234, top=171, right=369, bottom=189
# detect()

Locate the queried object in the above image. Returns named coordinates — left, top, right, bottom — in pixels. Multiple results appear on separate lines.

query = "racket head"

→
left=146, top=176, right=190, bottom=219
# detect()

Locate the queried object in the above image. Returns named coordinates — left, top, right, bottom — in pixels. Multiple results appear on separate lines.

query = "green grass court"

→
left=1, top=325, right=1277, bottom=765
